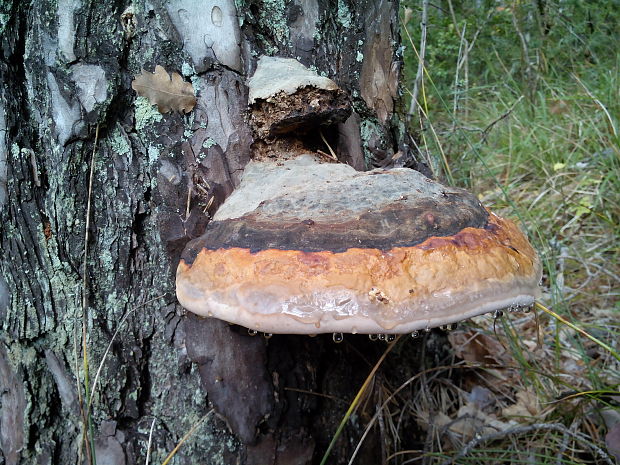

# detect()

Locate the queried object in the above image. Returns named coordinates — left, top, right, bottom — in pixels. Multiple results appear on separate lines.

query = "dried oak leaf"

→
left=131, top=65, right=196, bottom=114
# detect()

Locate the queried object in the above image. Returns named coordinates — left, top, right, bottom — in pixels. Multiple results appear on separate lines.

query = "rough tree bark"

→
left=0, top=1, right=435, bottom=464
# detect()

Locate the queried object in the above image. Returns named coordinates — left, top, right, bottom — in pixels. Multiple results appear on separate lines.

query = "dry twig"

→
left=408, top=0, right=429, bottom=121
left=480, top=96, right=524, bottom=143
left=76, top=123, right=100, bottom=465
left=438, top=422, right=616, bottom=465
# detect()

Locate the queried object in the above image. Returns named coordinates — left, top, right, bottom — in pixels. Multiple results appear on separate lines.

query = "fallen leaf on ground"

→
left=418, top=403, right=515, bottom=446
left=131, top=65, right=196, bottom=114
left=450, top=403, right=515, bottom=440
left=502, top=389, right=543, bottom=419
left=448, top=330, right=512, bottom=365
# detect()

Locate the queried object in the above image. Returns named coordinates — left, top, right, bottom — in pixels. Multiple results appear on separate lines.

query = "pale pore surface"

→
left=248, top=57, right=339, bottom=104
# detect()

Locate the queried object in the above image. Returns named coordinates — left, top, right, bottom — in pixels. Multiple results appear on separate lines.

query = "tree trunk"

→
left=0, top=1, right=430, bottom=463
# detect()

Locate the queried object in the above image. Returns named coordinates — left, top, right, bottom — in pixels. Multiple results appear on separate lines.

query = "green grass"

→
left=331, top=2, right=620, bottom=463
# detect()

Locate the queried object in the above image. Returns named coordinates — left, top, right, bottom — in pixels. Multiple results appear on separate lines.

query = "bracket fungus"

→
left=176, top=57, right=541, bottom=336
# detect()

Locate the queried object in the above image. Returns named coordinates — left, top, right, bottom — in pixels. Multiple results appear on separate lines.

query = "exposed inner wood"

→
left=250, top=86, right=351, bottom=139
left=250, top=86, right=351, bottom=161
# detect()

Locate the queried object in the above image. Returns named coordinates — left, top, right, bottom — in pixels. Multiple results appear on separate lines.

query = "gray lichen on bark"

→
left=0, top=0, right=421, bottom=463
left=0, top=97, right=7, bottom=208
left=1, top=1, right=235, bottom=463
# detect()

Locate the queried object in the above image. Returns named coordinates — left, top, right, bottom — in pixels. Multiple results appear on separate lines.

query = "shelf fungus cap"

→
left=176, top=155, right=541, bottom=334
left=248, top=56, right=339, bottom=104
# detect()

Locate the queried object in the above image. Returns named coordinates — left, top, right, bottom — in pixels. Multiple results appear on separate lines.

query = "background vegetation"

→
left=355, top=1, right=620, bottom=463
